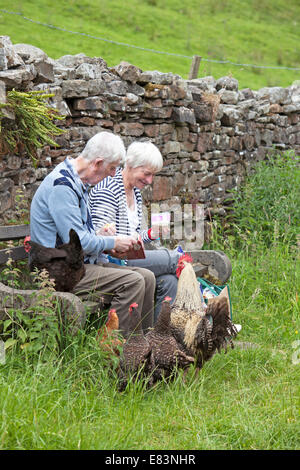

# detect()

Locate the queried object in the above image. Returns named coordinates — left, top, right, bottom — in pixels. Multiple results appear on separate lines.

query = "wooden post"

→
left=188, top=55, right=201, bottom=79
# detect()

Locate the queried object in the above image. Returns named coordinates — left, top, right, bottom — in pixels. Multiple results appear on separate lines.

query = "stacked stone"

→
left=0, top=35, right=299, bottom=230
left=186, top=76, right=300, bottom=210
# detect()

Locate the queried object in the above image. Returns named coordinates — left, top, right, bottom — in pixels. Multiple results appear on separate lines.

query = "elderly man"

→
left=30, top=131, right=155, bottom=336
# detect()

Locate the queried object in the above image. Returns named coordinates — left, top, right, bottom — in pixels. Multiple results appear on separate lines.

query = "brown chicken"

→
left=97, top=308, right=125, bottom=356
left=26, top=229, right=86, bottom=292
left=146, top=297, right=194, bottom=382
left=170, top=254, right=238, bottom=369
left=117, top=302, right=155, bottom=391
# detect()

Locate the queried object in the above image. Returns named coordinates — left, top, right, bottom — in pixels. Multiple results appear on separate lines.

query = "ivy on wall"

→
left=0, top=90, right=65, bottom=167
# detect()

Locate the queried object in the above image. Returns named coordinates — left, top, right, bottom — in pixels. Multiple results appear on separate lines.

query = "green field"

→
left=0, top=0, right=299, bottom=90
left=0, top=152, right=299, bottom=450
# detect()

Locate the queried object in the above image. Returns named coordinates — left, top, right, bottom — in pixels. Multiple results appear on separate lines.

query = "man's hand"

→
left=109, top=235, right=144, bottom=259
left=113, top=235, right=137, bottom=254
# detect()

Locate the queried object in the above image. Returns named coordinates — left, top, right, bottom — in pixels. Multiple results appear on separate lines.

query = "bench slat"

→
left=0, top=225, right=30, bottom=241
left=0, top=246, right=27, bottom=264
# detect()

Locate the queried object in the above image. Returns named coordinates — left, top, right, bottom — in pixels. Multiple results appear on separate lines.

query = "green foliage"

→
left=0, top=151, right=299, bottom=449
left=5, top=188, right=30, bottom=225
left=0, top=89, right=65, bottom=167
left=226, top=151, right=300, bottom=248
left=0, top=253, right=62, bottom=361
left=0, top=0, right=299, bottom=89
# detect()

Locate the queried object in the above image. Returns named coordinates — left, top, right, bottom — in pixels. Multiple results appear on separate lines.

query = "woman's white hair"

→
left=125, top=141, right=163, bottom=172
left=80, top=131, right=125, bottom=164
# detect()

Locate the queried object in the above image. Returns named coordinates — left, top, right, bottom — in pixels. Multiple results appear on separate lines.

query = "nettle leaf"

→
left=28, top=332, right=40, bottom=340
left=32, top=320, right=45, bottom=330
left=17, top=329, right=27, bottom=343
left=3, top=319, right=12, bottom=332
left=32, top=342, right=44, bottom=353
left=4, top=338, right=17, bottom=350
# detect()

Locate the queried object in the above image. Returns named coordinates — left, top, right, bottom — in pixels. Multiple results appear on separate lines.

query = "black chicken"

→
left=146, top=297, right=194, bottom=382
left=26, top=229, right=86, bottom=292
left=118, top=302, right=155, bottom=391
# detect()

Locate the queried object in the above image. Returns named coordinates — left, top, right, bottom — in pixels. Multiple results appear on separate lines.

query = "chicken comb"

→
left=129, top=302, right=139, bottom=313
left=24, top=236, right=31, bottom=253
left=176, top=253, right=193, bottom=278
left=164, top=296, right=172, bottom=302
left=108, top=308, right=117, bottom=315
left=106, top=309, right=116, bottom=322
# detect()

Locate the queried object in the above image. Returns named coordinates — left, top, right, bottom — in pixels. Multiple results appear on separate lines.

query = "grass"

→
left=0, top=341, right=299, bottom=449
left=0, top=151, right=299, bottom=450
left=0, top=0, right=299, bottom=89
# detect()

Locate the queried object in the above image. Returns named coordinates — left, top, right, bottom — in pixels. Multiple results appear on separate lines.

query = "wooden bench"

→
left=0, top=224, right=30, bottom=264
left=0, top=224, right=232, bottom=333
left=0, top=224, right=232, bottom=281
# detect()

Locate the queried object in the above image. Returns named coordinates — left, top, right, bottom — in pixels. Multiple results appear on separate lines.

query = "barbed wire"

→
left=1, top=8, right=300, bottom=71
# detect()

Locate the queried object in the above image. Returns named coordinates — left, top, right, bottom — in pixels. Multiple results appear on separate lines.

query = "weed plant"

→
left=0, top=90, right=65, bottom=167
left=0, top=251, right=62, bottom=361
left=0, top=151, right=299, bottom=450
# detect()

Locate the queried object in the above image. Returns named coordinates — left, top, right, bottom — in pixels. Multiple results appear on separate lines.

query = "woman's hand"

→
left=109, top=250, right=128, bottom=259
left=150, top=225, right=170, bottom=239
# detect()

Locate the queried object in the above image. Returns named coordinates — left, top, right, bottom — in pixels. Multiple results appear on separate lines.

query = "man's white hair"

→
left=80, top=131, right=125, bottom=164
left=125, top=141, right=163, bottom=172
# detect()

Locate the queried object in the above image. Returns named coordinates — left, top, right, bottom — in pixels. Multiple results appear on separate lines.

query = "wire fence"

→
left=1, top=8, right=300, bottom=71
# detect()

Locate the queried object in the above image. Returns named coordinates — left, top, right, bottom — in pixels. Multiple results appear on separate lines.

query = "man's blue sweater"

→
left=30, top=157, right=115, bottom=262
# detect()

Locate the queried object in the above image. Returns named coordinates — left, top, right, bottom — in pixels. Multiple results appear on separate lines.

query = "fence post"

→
left=188, top=55, right=201, bottom=79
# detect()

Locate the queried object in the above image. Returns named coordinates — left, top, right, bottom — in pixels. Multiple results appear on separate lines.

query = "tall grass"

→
left=0, top=151, right=299, bottom=450
left=225, top=151, right=300, bottom=248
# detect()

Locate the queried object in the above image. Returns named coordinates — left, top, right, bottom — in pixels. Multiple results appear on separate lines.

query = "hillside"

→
left=0, top=0, right=299, bottom=90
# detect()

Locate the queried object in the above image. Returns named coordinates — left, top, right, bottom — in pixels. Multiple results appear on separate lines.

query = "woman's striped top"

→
left=88, top=168, right=152, bottom=243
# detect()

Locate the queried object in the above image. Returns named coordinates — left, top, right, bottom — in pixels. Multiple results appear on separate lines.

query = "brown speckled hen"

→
left=146, top=297, right=194, bottom=382
left=26, top=229, right=85, bottom=292
left=118, top=302, right=155, bottom=391
left=170, top=254, right=238, bottom=369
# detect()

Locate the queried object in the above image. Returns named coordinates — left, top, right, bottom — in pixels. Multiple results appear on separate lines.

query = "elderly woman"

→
left=88, top=141, right=182, bottom=320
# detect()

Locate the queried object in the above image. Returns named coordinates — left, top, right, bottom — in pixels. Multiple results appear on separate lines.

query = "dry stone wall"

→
left=1, top=36, right=300, bottom=236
